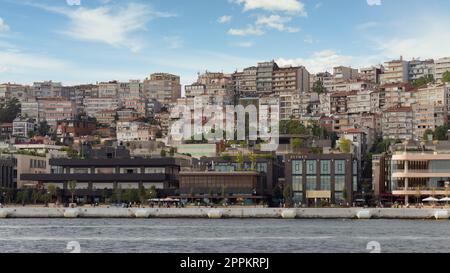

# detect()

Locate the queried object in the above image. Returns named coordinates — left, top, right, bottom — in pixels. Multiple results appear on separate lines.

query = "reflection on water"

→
left=0, top=219, right=449, bottom=253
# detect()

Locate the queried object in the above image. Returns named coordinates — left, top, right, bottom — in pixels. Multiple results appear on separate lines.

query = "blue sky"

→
left=1, top=0, right=450, bottom=86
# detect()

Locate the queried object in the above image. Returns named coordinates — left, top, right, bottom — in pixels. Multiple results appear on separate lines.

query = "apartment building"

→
left=38, top=98, right=76, bottom=127
left=273, top=66, right=310, bottom=95
left=333, top=66, right=359, bottom=83
left=98, top=81, right=119, bottom=98
left=379, top=83, right=416, bottom=111
left=408, top=59, right=435, bottom=82
left=312, top=72, right=334, bottom=92
left=0, top=83, right=30, bottom=102
left=0, top=158, right=14, bottom=189
left=118, top=80, right=143, bottom=99
left=84, top=97, right=120, bottom=118
left=32, top=81, right=62, bottom=98
left=359, top=66, right=383, bottom=84
left=12, top=116, right=35, bottom=137
left=380, top=58, right=409, bottom=85
left=233, top=66, right=257, bottom=97
left=144, top=73, right=181, bottom=104
left=279, top=92, right=300, bottom=120
left=435, top=57, right=450, bottom=83
left=116, top=121, right=153, bottom=142
left=257, top=61, right=279, bottom=95
left=21, top=101, right=40, bottom=120
left=413, top=84, right=450, bottom=140
left=382, top=106, right=414, bottom=140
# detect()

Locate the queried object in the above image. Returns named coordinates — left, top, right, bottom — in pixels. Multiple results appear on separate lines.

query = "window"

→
left=320, top=176, right=331, bottom=190
left=335, top=160, right=346, bottom=175
left=292, top=176, right=303, bottom=192
left=321, top=160, right=331, bottom=175
left=335, top=176, right=346, bottom=191
left=306, top=176, right=317, bottom=190
left=292, top=160, right=302, bottom=175
left=256, top=163, right=268, bottom=173
left=145, top=167, right=165, bottom=174
left=71, top=168, right=90, bottom=174
left=353, top=176, right=358, bottom=192
left=306, top=160, right=317, bottom=175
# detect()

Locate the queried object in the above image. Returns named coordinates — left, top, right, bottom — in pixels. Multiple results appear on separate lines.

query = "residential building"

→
left=116, top=121, right=153, bottom=142
left=38, top=98, right=76, bottom=127
left=233, top=66, right=257, bottom=97
left=359, top=66, right=383, bottom=84
left=380, top=83, right=416, bottom=111
left=32, top=81, right=62, bottom=98
left=408, top=59, right=435, bottom=82
left=257, top=61, right=279, bottom=95
left=285, top=154, right=357, bottom=206
left=144, top=73, right=181, bottom=104
left=56, top=119, right=97, bottom=138
left=98, top=81, right=119, bottom=98
left=380, top=57, right=409, bottom=85
left=273, top=66, right=310, bottom=95
left=21, top=101, right=40, bottom=120
left=333, top=66, right=359, bottom=83
left=435, top=57, right=450, bottom=83
left=84, top=97, right=120, bottom=118
left=12, top=116, right=35, bottom=137
left=382, top=106, right=414, bottom=140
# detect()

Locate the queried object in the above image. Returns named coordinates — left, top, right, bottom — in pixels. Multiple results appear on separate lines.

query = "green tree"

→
left=146, top=186, right=157, bottom=200
left=443, top=71, right=450, bottom=83
left=412, top=74, right=434, bottom=87
left=248, top=152, right=257, bottom=170
left=292, top=138, right=304, bottom=150
left=423, top=129, right=434, bottom=141
left=283, top=184, right=293, bottom=206
left=160, top=149, right=167, bottom=157
left=47, top=184, right=57, bottom=203
left=68, top=180, right=77, bottom=203
left=434, top=125, right=449, bottom=140
left=338, top=138, right=352, bottom=153
left=0, top=98, right=21, bottom=124
left=38, top=121, right=50, bottom=136
left=312, top=80, right=326, bottom=94
left=235, top=152, right=244, bottom=171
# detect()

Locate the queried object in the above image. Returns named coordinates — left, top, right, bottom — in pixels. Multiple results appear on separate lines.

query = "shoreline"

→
left=1, top=207, right=449, bottom=220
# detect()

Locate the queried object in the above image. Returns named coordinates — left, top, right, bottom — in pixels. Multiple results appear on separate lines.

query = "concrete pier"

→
left=0, top=207, right=448, bottom=219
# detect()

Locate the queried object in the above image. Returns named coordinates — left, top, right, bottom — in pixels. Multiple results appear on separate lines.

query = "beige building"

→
left=98, top=81, right=119, bottom=98
left=333, top=66, right=358, bottom=83
left=144, top=73, right=181, bottom=104
left=435, top=57, right=450, bottom=83
left=233, top=66, right=257, bottom=96
left=380, top=58, right=409, bottom=85
left=273, top=66, right=310, bottom=95
left=382, top=106, right=414, bottom=140
left=84, top=97, right=120, bottom=118
left=38, top=98, right=76, bottom=127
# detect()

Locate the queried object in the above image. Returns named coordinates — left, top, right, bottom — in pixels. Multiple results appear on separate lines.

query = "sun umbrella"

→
left=423, top=197, right=439, bottom=202
left=439, top=197, right=450, bottom=202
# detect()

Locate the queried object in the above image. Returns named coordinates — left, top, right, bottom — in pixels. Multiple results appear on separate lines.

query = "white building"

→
left=435, top=57, right=450, bottom=83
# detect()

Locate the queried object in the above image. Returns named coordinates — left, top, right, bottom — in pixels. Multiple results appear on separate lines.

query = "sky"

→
left=1, top=0, right=450, bottom=86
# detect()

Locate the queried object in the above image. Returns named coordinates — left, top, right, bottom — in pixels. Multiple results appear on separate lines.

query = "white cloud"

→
left=0, top=51, right=68, bottom=73
left=231, top=0, right=307, bottom=16
left=276, top=50, right=355, bottom=73
left=255, top=15, right=300, bottom=33
left=367, top=0, right=381, bottom=6
left=234, top=41, right=253, bottom=47
left=164, top=36, right=183, bottom=49
left=0, top=17, right=10, bottom=32
left=355, top=21, right=378, bottom=31
left=228, top=25, right=264, bottom=36
left=218, top=15, right=232, bottom=24
left=371, top=15, right=450, bottom=60
left=66, top=0, right=81, bottom=6
left=34, top=3, right=175, bottom=52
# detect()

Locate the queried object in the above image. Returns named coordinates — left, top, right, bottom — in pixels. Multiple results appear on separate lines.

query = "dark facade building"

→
left=198, top=155, right=281, bottom=198
left=0, top=158, right=15, bottom=189
left=285, top=154, right=357, bottom=206
left=179, top=171, right=262, bottom=203
left=21, top=156, right=181, bottom=203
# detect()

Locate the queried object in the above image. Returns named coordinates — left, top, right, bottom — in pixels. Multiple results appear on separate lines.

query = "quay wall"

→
left=0, top=207, right=447, bottom=219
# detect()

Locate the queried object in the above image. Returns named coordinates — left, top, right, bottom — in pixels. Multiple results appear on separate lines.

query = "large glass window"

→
left=320, top=176, right=331, bottom=190
left=335, top=160, right=346, bottom=175
left=71, top=168, right=90, bottom=174
left=145, top=167, right=165, bottom=174
left=306, top=176, right=317, bottom=190
left=321, top=160, right=331, bottom=174
left=335, top=176, right=346, bottom=191
left=292, top=160, right=302, bottom=175
left=292, top=176, right=303, bottom=192
left=256, top=163, right=268, bottom=173
left=293, top=192, right=303, bottom=203
left=353, top=176, right=358, bottom=192
left=306, top=160, right=317, bottom=175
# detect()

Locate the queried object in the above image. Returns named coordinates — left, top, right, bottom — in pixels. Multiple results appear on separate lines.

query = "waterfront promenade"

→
left=1, top=207, right=450, bottom=220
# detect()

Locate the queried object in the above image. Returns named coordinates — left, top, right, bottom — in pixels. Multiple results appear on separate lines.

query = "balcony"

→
left=20, top=173, right=176, bottom=182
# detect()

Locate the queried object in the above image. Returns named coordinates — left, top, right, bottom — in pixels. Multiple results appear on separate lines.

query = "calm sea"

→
left=0, top=219, right=449, bottom=253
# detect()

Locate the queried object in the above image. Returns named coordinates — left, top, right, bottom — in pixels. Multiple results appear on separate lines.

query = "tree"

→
left=147, top=186, right=157, bottom=200
left=0, top=98, right=21, bottom=124
left=160, top=149, right=167, bottom=157
left=235, top=152, right=244, bottom=171
left=47, top=184, right=57, bottom=203
left=313, top=80, right=326, bottom=94
left=68, top=180, right=77, bottom=204
left=412, top=74, right=434, bottom=87
left=423, top=129, right=434, bottom=141
left=443, top=71, right=450, bottom=83
left=248, top=152, right=257, bottom=170
left=434, top=125, right=449, bottom=141
left=38, top=121, right=50, bottom=136
left=283, top=184, right=293, bottom=207
left=292, top=138, right=303, bottom=150
left=338, top=138, right=352, bottom=153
